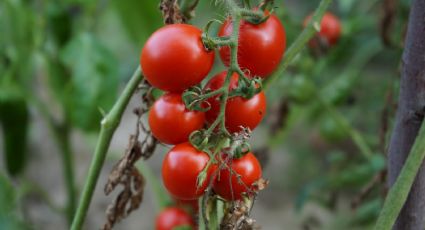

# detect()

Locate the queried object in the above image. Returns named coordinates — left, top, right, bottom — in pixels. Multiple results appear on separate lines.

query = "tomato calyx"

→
left=229, top=76, right=263, bottom=100
left=240, top=8, right=272, bottom=25
left=182, top=86, right=215, bottom=112
left=201, top=20, right=233, bottom=50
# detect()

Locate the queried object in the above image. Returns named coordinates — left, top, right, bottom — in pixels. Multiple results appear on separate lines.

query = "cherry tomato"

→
left=205, top=71, right=266, bottom=133
left=162, top=142, right=216, bottom=200
left=141, top=24, right=215, bottom=92
left=149, top=93, right=205, bottom=145
left=304, top=12, right=341, bottom=46
left=156, top=207, right=194, bottom=230
left=218, top=12, right=286, bottom=78
left=213, top=152, right=262, bottom=200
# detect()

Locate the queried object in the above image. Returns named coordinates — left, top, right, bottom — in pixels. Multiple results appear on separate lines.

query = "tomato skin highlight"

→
left=218, top=13, right=286, bottom=78
left=149, top=93, right=205, bottom=145
left=162, top=143, right=216, bottom=200
left=205, top=71, right=266, bottom=133
left=213, top=152, right=262, bottom=201
left=141, top=24, right=215, bottom=92
left=156, top=207, right=195, bottom=230
left=304, top=12, right=341, bottom=46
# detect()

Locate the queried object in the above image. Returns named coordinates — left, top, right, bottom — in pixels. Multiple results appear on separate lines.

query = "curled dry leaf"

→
left=102, top=81, right=158, bottom=229
left=220, top=200, right=260, bottom=230
left=251, top=178, right=269, bottom=192
left=160, top=0, right=185, bottom=24
left=103, top=135, right=145, bottom=230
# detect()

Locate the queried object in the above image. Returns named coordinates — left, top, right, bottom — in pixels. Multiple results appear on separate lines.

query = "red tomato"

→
left=141, top=24, right=215, bottom=92
left=304, top=12, right=341, bottom=46
left=213, top=152, right=262, bottom=200
left=156, top=207, right=194, bottom=230
left=162, top=142, right=216, bottom=200
left=149, top=93, right=205, bottom=145
left=205, top=71, right=266, bottom=133
left=218, top=12, right=286, bottom=78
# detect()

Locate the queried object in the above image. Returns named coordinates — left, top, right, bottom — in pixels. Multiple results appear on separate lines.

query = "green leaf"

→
left=0, top=89, right=29, bottom=176
left=112, top=0, right=162, bottom=44
left=0, top=0, right=36, bottom=86
left=0, top=174, right=29, bottom=230
left=60, top=33, right=119, bottom=131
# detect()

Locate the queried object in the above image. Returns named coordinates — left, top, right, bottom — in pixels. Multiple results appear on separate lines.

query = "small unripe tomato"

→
left=304, top=12, right=341, bottom=46
left=162, top=143, right=216, bottom=200
left=213, top=152, right=262, bottom=200
left=218, top=11, right=286, bottom=78
left=141, top=24, right=215, bottom=92
left=149, top=93, right=205, bottom=145
left=156, top=207, right=194, bottom=230
left=205, top=71, right=266, bottom=133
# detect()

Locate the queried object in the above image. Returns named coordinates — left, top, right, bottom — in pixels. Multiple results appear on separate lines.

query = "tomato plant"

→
left=205, top=71, right=267, bottom=133
left=156, top=207, right=194, bottom=230
left=162, top=142, right=216, bottom=200
left=149, top=93, right=205, bottom=145
left=218, top=12, right=286, bottom=78
left=213, top=152, right=262, bottom=200
left=141, top=24, right=215, bottom=92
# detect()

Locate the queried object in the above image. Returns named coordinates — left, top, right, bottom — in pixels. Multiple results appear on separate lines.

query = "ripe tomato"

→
left=149, top=93, right=205, bottom=145
left=156, top=207, right=194, bottom=230
left=218, top=12, right=286, bottom=78
left=205, top=71, right=266, bottom=133
left=141, top=24, right=215, bottom=92
left=162, top=142, right=216, bottom=200
left=304, top=12, right=341, bottom=46
left=213, top=152, right=262, bottom=200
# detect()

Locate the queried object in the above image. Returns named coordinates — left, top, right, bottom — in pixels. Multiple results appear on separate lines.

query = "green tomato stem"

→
left=70, top=67, right=143, bottom=230
left=374, top=122, right=425, bottom=229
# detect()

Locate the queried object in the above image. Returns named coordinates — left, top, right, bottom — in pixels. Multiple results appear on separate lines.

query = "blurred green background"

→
left=0, top=0, right=408, bottom=229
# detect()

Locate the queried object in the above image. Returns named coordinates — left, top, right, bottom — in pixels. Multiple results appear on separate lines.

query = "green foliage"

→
left=0, top=174, right=29, bottom=230
left=60, top=33, right=119, bottom=131
left=0, top=91, right=29, bottom=176
left=112, top=0, right=162, bottom=45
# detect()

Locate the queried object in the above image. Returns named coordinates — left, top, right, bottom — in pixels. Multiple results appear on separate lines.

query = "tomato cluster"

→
left=141, top=7, right=286, bottom=223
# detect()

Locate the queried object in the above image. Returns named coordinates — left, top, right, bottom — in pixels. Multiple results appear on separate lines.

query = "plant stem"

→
left=374, top=122, right=425, bottom=229
left=264, top=0, right=333, bottom=89
left=70, top=67, right=143, bottom=230
left=55, top=123, right=77, bottom=224
left=29, top=95, right=77, bottom=224
left=385, top=0, right=425, bottom=228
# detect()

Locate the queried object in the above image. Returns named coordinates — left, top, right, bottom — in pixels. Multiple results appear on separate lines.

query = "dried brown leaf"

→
left=252, top=178, right=269, bottom=192
left=102, top=81, right=157, bottom=229
left=160, top=0, right=185, bottom=24
left=220, top=200, right=260, bottom=230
